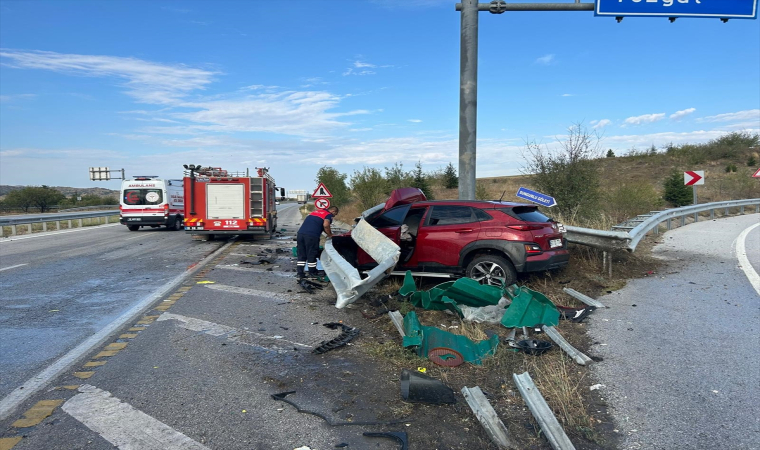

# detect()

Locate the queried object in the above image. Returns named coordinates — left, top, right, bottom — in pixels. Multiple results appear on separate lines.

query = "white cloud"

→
left=623, top=113, right=666, bottom=126
left=408, top=119, right=422, bottom=123
left=0, top=49, right=217, bottom=104
left=535, top=54, right=555, bottom=65
left=670, top=108, right=696, bottom=120
left=698, top=109, right=760, bottom=123
left=592, top=119, right=611, bottom=129
left=561, top=93, right=574, bottom=97
left=0, top=93, right=36, bottom=102
left=354, top=61, right=376, bottom=68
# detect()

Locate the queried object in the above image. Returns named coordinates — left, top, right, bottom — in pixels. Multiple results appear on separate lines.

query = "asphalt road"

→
left=588, top=214, right=760, bottom=450
left=0, top=224, right=223, bottom=402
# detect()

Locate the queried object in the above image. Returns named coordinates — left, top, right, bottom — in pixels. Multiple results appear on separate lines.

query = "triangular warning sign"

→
left=753, top=168, right=760, bottom=178
left=312, top=182, right=332, bottom=198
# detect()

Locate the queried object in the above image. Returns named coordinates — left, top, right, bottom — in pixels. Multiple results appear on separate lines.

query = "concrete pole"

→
left=458, top=0, right=478, bottom=200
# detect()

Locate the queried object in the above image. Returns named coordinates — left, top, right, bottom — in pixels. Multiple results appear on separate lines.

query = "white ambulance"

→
left=119, top=177, right=184, bottom=231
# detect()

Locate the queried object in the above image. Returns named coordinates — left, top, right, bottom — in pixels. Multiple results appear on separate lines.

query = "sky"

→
left=1, top=0, right=759, bottom=194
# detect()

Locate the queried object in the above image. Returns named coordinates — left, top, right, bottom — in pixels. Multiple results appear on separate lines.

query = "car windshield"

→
left=504, top=206, right=551, bottom=223
left=370, top=204, right=410, bottom=228
left=123, top=189, right=163, bottom=206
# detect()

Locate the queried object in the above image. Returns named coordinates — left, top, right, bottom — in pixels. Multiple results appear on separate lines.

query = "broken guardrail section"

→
left=321, top=219, right=400, bottom=308
left=512, top=372, right=576, bottom=450
left=461, top=386, right=515, bottom=449
left=540, top=325, right=592, bottom=366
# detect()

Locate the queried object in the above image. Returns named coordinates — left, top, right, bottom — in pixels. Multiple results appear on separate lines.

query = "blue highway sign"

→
left=516, top=187, right=557, bottom=207
left=595, top=0, right=758, bottom=19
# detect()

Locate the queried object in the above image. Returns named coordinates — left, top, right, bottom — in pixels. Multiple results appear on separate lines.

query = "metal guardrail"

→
left=58, top=205, right=119, bottom=212
left=0, top=211, right=120, bottom=237
left=565, top=198, right=760, bottom=252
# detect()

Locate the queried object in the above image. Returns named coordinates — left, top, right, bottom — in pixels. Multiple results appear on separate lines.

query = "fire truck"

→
left=182, top=166, right=278, bottom=239
left=119, top=177, right=184, bottom=231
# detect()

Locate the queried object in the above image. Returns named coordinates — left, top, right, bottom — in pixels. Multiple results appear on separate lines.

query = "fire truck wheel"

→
left=202, top=234, right=215, bottom=241
left=127, top=225, right=140, bottom=231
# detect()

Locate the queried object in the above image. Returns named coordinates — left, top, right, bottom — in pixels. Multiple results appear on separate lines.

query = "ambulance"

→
left=119, top=176, right=185, bottom=231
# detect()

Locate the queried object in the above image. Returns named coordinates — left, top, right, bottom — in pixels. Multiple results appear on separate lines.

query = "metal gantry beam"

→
left=456, top=1, right=594, bottom=199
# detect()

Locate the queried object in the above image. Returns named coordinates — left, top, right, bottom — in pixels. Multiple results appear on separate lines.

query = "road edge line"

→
left=736, top=222, right=760, bottom=296
left=0, top=240, right=234, bottom=421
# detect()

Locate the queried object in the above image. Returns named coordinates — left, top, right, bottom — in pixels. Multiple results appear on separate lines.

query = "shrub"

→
left=605, top=181, right=664, bottom=223
left=662, top=170, right=692, bottom=207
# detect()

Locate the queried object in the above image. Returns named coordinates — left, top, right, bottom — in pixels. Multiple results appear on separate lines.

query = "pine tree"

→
left=662, top=170, right=692, bottom=207
left=443, top=162, right=458, bottom=189
left=412, top=161, right=434, bottom=200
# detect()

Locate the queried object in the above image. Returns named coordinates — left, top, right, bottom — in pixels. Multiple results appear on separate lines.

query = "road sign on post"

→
left=312, top=183, right=332, bottom=198
left=516, top=187, right=557, bottom=207
left=595, top=0, right=759, bottom=20
left=684, top=171, right=705, bottom=186
left=314, top=198, right=331, bottom=210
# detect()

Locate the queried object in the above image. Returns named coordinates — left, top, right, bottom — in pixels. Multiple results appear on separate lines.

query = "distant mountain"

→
left=0, top=185, right=119, bottom=198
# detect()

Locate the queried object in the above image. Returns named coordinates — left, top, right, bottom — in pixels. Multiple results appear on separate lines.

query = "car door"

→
left=415, top=205, right=481, bottom=267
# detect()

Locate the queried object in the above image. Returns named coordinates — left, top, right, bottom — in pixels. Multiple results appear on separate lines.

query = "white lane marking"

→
left=735, top=222, right=760, bottom=296
left=0, top=240, right=233, bottom=421
left=157, top=312, right=312, bottom=349
left=216, top=264, right=296, bottom=278
left=0, top=263, right=27, bottom=272
left=204, top=283, right=299, bottom=301
left=62, top=384, right=210, bottom=450
left=0, top=223, right=121, bottom=243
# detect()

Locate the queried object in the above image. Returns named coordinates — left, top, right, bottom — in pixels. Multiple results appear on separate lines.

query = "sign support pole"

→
left=693, top=186, right=698, bottom=222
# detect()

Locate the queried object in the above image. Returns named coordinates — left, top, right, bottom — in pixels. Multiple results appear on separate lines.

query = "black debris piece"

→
left=271, top=391, right=409, bottom=427
left=363, top=432, right=409, bottom=450
left=515, top=339, right=552, bottom=356
left=298, top=278, right=325, bottom=294
left=556, top=305, right=596, bottom=323
left=313, top=323, right=360, bottom=354
left=400, top=369, right=457, bottom=404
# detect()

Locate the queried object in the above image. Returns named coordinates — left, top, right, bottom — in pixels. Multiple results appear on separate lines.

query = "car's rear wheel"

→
left=127, top=225, right=140, bottom=231
left=172, top=216, right=183, bottom=231
left=466, top=255, right=517, bottom=287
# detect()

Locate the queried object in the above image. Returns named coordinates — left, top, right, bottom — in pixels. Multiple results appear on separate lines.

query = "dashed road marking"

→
left=157, top=312, right=312, bottom=350
left=216, top=265, right=296, bottom=277
left=0, top=264, right=27, bottom=272
left=62, top=385, right=210, bottom=450
left=12, top=400, right=64, bottom=428
left=204, top=283, right=298, bottom=301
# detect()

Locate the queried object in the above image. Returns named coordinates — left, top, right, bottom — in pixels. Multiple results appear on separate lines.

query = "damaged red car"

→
left=332, top=188, right=569, bottom=287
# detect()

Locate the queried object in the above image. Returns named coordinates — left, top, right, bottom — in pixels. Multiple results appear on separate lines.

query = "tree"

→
left=606, top=149, right=615, bottom=158
left=315, top=166, right=350, bottom=208
left=4, top=186, right=64, bottom=213
left=522, top=123, right=602, bottom=221
left=411, top=161, right=434, bottom=200
left=442, top=162, right=458, bottom=189
left=662, top=170, right=692, bottom=207
left=384, top=162, right=413, bottom=193
left=350, top=167, right=388, bottom=211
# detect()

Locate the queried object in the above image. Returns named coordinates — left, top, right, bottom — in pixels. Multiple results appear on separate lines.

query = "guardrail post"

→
left=78, top=219, right=83, bottom=228
left=667, top=218, right=672, bottom=230
left=740, top=206, right=745, bottom=214
left=56, top=220, right=60, bottom=230
left=680, top=215, right=685, bottom=227
left=68, top=219, right=72, bottom=229
left=27, top=224, right=32, bottom=234
left=602, top=251, right=612, bottom=278
left=42, top=222, right=47, bottom=232
left=725, top=207, right=729, bottom=216
left=11, top=225, right=17, bottom=236
left=105, top=216, right=109, bottom=224
left=710, top=209, right=715, bottom=220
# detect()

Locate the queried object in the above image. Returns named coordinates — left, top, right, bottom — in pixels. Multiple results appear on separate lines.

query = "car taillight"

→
left=524, top=243, right=542, bottom=254
left=508, top=224, right=545, bottom=231
left=163, top=204, right=169, bottom=215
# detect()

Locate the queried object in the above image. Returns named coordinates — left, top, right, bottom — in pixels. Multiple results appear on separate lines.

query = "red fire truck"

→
left=182, top=166, right=279, bottom=239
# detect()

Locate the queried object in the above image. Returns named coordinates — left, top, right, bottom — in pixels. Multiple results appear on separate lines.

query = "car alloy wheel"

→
left=466, top=255, right=516, bottom=287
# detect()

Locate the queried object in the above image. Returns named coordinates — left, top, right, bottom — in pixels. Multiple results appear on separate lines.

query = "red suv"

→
left=333, top=188, right=569, bottom=287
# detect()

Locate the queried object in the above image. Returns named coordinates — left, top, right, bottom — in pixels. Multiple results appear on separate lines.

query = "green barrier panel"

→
left=402, top=311, right=499, bottom=365
left=399, top=272, right=502, bottom=316
left=501, top=286, right=560, bottom=328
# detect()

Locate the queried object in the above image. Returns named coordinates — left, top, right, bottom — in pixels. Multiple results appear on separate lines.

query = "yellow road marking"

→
left=128, top=327, right=146, bottom=331
left=84, top=361, right=107, bottom=367
left=73, top=372, right=95, bottom=379
left=94, top=350, right=120, bottom=358
left=104, top=343, right=127, bottom=351
left=12, top=400, right=64, bottom=428
left=119, top=333, right=138, bottom=339
left=0, top=437, right=22, bottom=450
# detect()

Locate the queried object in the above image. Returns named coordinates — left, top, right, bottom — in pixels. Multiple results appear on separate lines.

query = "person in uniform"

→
left=296, top=206, right=339, bottom=279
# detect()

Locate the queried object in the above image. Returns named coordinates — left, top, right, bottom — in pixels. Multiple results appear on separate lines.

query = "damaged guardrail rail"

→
left=564, top=198, right=759, bottom=252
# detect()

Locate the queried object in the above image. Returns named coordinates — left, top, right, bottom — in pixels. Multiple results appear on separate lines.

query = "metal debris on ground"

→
left=402, top=311, right=498, bottom=365
left=512, top=372, right=576, bottom=450
left=500, top=285, right=559, bottom=329
left=271, top=391, right=409, bottom=427
left=556, top=305, right=596, bottom=323
left=297, top=278, right=324, bottom=294
left=399, top=368, right=457, bottom=404
left=515, top=339, right=552, bottom=356
left=461, top=386, right=515, bottom=449
left=363, top=431, right=409, bottom=450
left=312, top=323, right=360, bottom=354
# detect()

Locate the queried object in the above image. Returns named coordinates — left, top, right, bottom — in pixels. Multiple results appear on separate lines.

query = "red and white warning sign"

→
left=753, top=168, right=760, bottom=178
left=312, top=183, right=332, bottom=198
left=314, top=198, right=331, bottom=209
